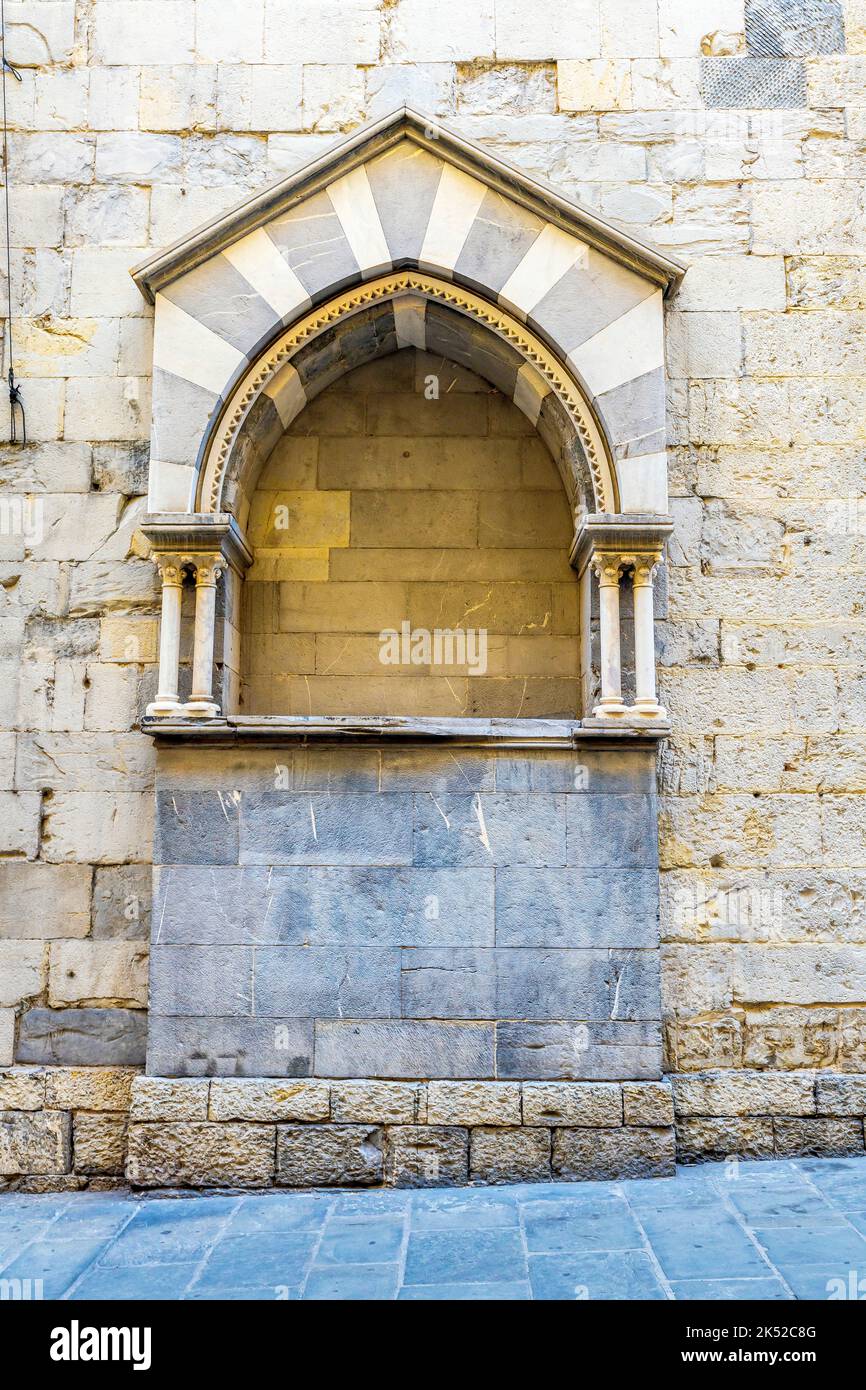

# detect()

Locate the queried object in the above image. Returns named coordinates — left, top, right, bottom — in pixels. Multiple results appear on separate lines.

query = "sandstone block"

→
left=276, top=1124, right=382, bottom=1187
left=623, top=1081, right=675, bottom=1127
left=0, top=1110, right=70, bottom=1176
left=676, top=1116, right=775, bottom=1160
left=73, top=1113, right=127, bottom=1175
left=330, top=1080, right=423, bottom=1125
left=129, top=1077, right=209, bottom=1122
left=43, top=1066, right=137, bottom=1113
left=773, top=1117, right=864, bottom=1158
left=552, top=1126, right=675, bottom=1179
left=0, top=1013, right=13, bottom=1068
left=209, top=1079, right=330, bottom=1123
left=522, top=1081, right=623, bottom=1126
left=426, top=1081, right=521, bottom=1126
left=127, top=1122, right=274, bottom=1188
left=48, top=941, right=148, bottom=1008
left=0, top=942, right=45, bottom=1008
left=672, top=1069, right=816, bottom=1117
left=384, top=1126, right=469, bottom=1188
left=0, top=1068, right=45, bottom=1110
left=815, top=1075, right=866, bottom=1116
left=470, top=1126, right=551, bottom=1184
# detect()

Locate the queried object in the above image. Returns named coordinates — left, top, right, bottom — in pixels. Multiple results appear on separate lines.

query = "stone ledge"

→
left=2, top=1069, right=866, bottom=1190
left=142, top=714, right=670, bottom=747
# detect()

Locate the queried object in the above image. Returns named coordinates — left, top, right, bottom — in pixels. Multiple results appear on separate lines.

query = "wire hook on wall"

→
left=1, top=0, right=25, bottom=444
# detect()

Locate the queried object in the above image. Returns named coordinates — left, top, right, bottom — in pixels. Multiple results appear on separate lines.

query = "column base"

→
left=632, top=700, right=668, bottom=720
left=591, top=699, right=628, bottom=718
left=145, top=699, right=185, bottom=717
left=183, top=700, right=222, bottom=719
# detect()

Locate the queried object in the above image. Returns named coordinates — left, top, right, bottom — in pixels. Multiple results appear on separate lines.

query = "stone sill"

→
left=142, top=714, right=671, bottom=748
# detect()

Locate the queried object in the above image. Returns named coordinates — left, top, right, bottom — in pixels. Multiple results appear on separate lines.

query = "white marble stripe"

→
left=419, top=164, right=487, bottom=274
left=148, top=459, right=195, bottom=512
left=393, top=294, right=427, bottom=350
left=327, top=165, right=391, bottom=274
left=616, top=451, right=668, bottom=513
left=263, top=361, right=306, bottom=429
left=153, top=293, right=245, bottom=395
left=498, top=225, right=588, bottom=319
left=223, top=229, right=311, bottom=319
left=512, top=362, right=551, bottom=427
left=567, top=290, right=663, bottom=399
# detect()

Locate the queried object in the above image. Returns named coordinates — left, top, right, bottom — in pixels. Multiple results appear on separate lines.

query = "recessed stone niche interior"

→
left=239, top=349, right=580, bottom=719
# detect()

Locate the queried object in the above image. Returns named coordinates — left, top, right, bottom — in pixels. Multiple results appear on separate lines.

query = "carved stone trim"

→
left=196, top=272, right=617, bottom=515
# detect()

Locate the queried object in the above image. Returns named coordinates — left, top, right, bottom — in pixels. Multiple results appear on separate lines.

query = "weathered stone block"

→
left=48, top=941, right=148, bottom=1008
left=0, top=1012, right=12, bottom=1068
left=127, top=1122, right=275, bottom=1188
left=16, top=1009, right=147, bottom=1067
left=0, top=1110, right=70, bottom=1175
left=553, top=1126, right=675, bottom=1180
left=497, top=1021, right=663, bottom=1080
left=146, top=1016, right=314, bottom=1078
left=426, top=1081, right=521, bottom=1126
left=0, top=942, right=45, bottom=1008
left=672, top=1070, right=816, bottom=1117
left=43, top=1066, right=137, bottom=1113
left=253, top=946, right=401, bottom=1018
left=148, top=944, right=251, bottom=1018
left=315, top=1020, right=495, bottom=1079
left=276, top=1124, right=382, bottom=1186
left=239, top=791, right=414, bottom=866
left=495, top=867, right=659, bottom=948
left=0, top=1068, right=45, bottom=1111
left=384, top=1126, right=469, bottom=1187
left=773, top=1117, right=864, bottom=1158
left=130, top=1077, right=209, bottom=1122
left=154, top=789, right=239, bottom=865
left=470, top=1126, right=552, bottom=1183
left=815, top=1075, right=866, bottom=1116
left=73, top=1113, right=127, bottom=1175
left=330, top=1080, right=423, bottom=1125
left=623, top=1081, right=675, bottom=1127
left=413, top=792, right=566, bottom=867
left=676, top=1116, right=775, bottom=1160
left=522, top=1081, right=623, bottom=1126
left=209, top=1079, right=330, bottom=1122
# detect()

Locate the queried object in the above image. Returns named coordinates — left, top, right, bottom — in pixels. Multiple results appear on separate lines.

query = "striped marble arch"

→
left=132, top=107, right=685, bottom=521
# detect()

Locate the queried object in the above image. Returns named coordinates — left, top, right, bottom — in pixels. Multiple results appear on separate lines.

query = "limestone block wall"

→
left=148, top=741, right=661, bottom=1079
left=241, top=351, right=580, bottom=719
left=0, top=0, right=865, bottom=1086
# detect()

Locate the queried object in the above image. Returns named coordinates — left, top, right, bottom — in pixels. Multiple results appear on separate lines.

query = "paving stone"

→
left=127, top=1122, right=275, bottom=1188
left=276, top=1124, right=382, bottom=1187
left=384, top=1126, right=469, bottom=1188
left=470, top=1127, right=552, bottom=1184
left=552, top=1126, right=675, bottom=1180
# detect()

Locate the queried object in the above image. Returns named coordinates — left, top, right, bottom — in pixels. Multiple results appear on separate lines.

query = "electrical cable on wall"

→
left=1, top=0, right=24, bottom=444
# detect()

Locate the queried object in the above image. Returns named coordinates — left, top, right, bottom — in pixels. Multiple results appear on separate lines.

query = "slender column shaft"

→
left=186, top=557, right=223, bottom=717
left=631, top=553, right=667, bottom=719
left=146, top=557, right=184, bottom=717
left=592, top=556, right=626, bottom=716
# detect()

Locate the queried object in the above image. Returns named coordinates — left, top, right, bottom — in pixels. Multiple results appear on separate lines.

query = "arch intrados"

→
left=193, top=271, right=619, bottom=518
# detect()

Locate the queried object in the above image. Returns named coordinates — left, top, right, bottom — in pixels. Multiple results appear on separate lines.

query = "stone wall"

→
left=1, top=0, right=865, bottom=1092
left=7, top=1066, right=866, bottom=1191
left=241, top=351, right=579, bottom=718
left=148, top=741, right=661, bottom=1079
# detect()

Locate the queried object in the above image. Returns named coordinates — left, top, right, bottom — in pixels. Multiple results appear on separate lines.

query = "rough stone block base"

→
left=3, top=1068, right=866, bottom=1190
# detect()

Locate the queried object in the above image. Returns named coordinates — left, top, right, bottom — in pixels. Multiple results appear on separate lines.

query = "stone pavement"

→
left=2, top=1158, right=866, bottom=1301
